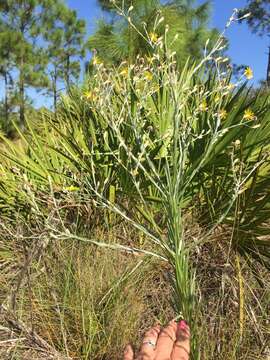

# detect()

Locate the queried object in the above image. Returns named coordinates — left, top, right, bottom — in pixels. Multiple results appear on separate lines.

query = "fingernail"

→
left=178, top=320, right=188, bottom=330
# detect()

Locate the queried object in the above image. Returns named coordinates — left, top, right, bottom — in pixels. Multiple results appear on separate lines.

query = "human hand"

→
left=123, top=319, right=190, bottom=360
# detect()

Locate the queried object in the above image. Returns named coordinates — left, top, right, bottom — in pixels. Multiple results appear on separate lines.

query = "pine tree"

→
left=57, top=7, right=86, bottom=91
left=0, top=0, right=52, bottom=125
left=0, top=27, right=16, bottom=130
left=42, top=1, right=66, bottom=112
left=239, top=0, right=270, bottom=36
left=88, top=0, right=219, bottom=67
left=0, top=0, right=86, bottom=123
left=36, top=1, right=86, bottom=111
left=98, top=0, right=133, bottom=12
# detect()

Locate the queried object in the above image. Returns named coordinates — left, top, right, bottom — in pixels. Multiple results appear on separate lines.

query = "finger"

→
left=139, top=324, right=160, bottom=359
left=155, top=320, right=177, bottom=360
left=123, top=344, right=134, bottom=360
left=171, top=320, right=190, bottom=360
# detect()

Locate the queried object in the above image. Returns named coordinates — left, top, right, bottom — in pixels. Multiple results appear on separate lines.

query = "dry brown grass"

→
left=0, top=221, right=173, bottom=360
left=0, top=217, right=269, bottom=360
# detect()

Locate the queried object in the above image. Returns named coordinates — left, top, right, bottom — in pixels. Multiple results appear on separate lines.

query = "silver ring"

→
left=142, top=340, right=156, bottom=347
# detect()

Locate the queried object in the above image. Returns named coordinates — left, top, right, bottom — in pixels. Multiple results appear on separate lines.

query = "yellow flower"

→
left=243, top=108, right=255, bottom=121
left=244, top=67, right=253, bottom=80
left=84, top=90, right=97, bottom=101
left=227, top=83, right=236, bottom=91
left=219, top=109, right=227, bottom=120
left=151, top=84, right=160, bottom=93
left=119, top=67, right=129, bottom=77
left=214, top=95, right=221, bottom=103
left=149, top=32, right=158, bottom=43
left=144, top=70, right=153, bottom=81
left=199, top=99, right=208, bottom=112
left=63, top=186, right=80, bottom=192
left=131, top=168, right=139, bottom=176
left=93, top=56, right=102, bottom=66
left=146, top=56, right=154, bottom=64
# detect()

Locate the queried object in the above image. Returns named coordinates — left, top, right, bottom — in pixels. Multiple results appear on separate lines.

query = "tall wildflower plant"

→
left=46, top=10, right=266, bottom=358
left=0, top=8, right=269, bottom=358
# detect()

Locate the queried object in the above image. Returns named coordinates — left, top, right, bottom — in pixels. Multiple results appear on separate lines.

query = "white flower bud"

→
left=157, top=17, right=164, bottom=25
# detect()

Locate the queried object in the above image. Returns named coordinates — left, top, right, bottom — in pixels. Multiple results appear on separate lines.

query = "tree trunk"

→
left=4, top=71, right=9, bottom=129
left=19, top=58, right=25, bottom=126
left=53, top=66, right=57, bottom=113
left=66, top=55, right=70, bottom=91
left=267, top=46, right=270, bottom=87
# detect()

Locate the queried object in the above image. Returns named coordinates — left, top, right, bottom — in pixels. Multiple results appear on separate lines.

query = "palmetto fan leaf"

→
left=195, top=81, right=270, bottom=269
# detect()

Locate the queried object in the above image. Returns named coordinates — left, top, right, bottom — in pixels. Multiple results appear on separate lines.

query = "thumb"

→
left=123, top=344, right=134, bottom=360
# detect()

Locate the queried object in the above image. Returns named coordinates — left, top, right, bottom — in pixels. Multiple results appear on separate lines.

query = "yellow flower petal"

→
left=63, top=186, right=80, bottom=192
left=146, top=56, right=154, bottom=64
left=144, top=71, right=153, bottom=81
left=214, top=95, right=221, bottom=103
left=149, top=32, right=158, bottom=43
left=219, top=109, right=227, bottom=120
left=93, top=56, right=102, bottom=66
left=199, top=99, right=208, bottom=112
left=119, top=67, right=129, bottom=77
left=84, top=90, right=97, bottom=101
left=244, top=67, right=253, bottom=80
left=243, top=108, right=255, bottom=121
left=227, top=83, right=236, bottom=90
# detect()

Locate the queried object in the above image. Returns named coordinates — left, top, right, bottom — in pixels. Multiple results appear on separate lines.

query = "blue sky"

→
left=2, top=1, right=269, bottom=108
